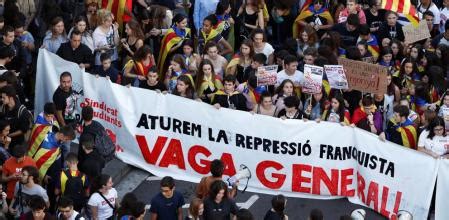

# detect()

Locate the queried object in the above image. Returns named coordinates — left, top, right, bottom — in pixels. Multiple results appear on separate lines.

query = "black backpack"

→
left=94, top=129, right=115, bottom=162
left=63, top=170, right=85, bottom=203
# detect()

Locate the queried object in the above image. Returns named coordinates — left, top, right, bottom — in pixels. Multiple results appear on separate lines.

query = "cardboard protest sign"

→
left=302, top=64, right=323, bottom=94
left=324, top=65, right=348, bottom=90
left=403, top=20, right=431, bottom=44
left=338, top=58, right=388, bottom=94
left=257, top=65, right=278, bottom=86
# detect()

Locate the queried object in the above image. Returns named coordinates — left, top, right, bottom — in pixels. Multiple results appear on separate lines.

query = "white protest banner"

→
left=436, top=159, right=449, bottom=220
left=302, top=64, right=323, bottom=94
left=257, top=65, right=278, bottom=86
left=324, top=65, right=348, bottom=90
left=36, top=49, right=438, bottom=219
left=403, top=20, right=431, bottom=45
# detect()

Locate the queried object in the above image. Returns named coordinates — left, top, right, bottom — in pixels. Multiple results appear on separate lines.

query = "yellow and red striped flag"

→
left=381, top=0, right=419, bottom=25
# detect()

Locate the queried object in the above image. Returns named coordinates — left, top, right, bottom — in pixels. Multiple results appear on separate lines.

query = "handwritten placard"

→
left=338, top=58, right=388, bottom=94
left=403, top=20, right=431, bottom=44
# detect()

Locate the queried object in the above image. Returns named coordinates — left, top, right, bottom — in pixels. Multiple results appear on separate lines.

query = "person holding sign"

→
left=304, top=88, right=328, bottom=120
left=275, top=55, right=304, bottom=95
left=195, top=59, right=223, bottom=103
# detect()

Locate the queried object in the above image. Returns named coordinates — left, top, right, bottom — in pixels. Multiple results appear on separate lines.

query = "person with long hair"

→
left=42, top=17, right=68, bottom=53
left=237, top=0, right=265, bottom=39
left=68, top=15, right=94, bottom=51
left=195, top=59, right=223, bottom=103
left=181, top=40, right=201, bottom=74
left=214, top=0, right=234, bottom=40
left=93, top=9, right=120, bottom=68
left=321, top=95, right=351, bottom=125
left=251, top=29, right=274, bottom=64
left=186, top=198, right=204, bottom=220
left=264, top=194, right=288, bottom=220
left=84, top=1, right=99, bottom=30
left=226, top=39, right=255, bottom=81
left=203, top=180, right=238, bottom=220
left=165, top=54, right=189, bottom=93
left=252, top=91, right=277, bottom=117
left=393, top=58, right=420, bottom=95
left=293, top=0, right=334, bottom=39
left=297, top=26, right=319, bottom=59
left=418, top=117, right=449, bottom=158
left=123, top=45, right=155, bottom=87
left=158, top=13, right=191, bottom=74
left=304, top=88, right=328, bottom=120
left=202, top=42, right=228, bottom=77
left=377, top=11, right=404, bottom=43
left=121, top=20, right=144, bottom=62
left=272, top=79, right=298, bottom=115
left=88, top=174, right=119, bottom=220
left=145, top=5, right=173, bottom=59
left=173, top=74, right=196, bottom=100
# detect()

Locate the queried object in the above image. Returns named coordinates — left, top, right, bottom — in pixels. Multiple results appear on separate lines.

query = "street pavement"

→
left=116, top=167, right=387, bottom=220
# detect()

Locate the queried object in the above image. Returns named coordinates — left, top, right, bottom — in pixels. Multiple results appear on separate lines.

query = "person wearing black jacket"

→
left=376, top=11, right=404, bottom=45
left=78, top=134, right=105, bottom=184
left=78, top=105, right=106, bottom=161
left=212, top=75, right=248, bottom=111
left=0, top=85, right=31, bottom=150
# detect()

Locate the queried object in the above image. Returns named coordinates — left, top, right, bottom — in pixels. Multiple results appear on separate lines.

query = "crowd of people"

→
left=0, top=0, right=444, bottom=219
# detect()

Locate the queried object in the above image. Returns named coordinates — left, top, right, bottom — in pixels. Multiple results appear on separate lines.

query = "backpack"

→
left=17, top=104, right=33, bottom=142
left=94, top=129, right=115, bottom=162
left=0, top=104, right=33, bottom=141
left=63, top=170, right=85, bottom=203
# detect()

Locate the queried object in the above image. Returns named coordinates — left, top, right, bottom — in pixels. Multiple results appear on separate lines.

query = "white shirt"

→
left=276, top=70, right=304, bottom=88
left=88, top=188, right=118, bottom=219
left=418, top=2, right=440, bottom=25
left=57, top=210, right=84, bottom=220
left=440, top=8, right=449, bottom=33
left=255, top=43, right=274, bottom=64
left=418, top=130, right=449, bottom=156
left=93, top=26, right=118, bottom=65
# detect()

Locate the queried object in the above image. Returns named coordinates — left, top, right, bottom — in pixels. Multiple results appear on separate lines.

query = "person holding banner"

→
left=380, top=105, right=417, bottom=149
left=418, top=117, right=449, bottom=158
left=173, top=74, right=197, bottom=100
left=277, top=96, right=305, bottom=120
left=252, top=91, right=277, bottom=117
left=212, top=75, right=247, bottom=111
left=272, top=79, right=300, bottom=115
left=195, top=59, right=223, bottom=103
left=351, top=95, right=382, bottom=134
left=321, top=95, right=351, bottom=125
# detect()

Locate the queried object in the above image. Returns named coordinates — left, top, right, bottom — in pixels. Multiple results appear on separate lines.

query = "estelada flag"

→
left=157, top=27, right=191, bottom=75
left=293, top=4, right=333, bottom=38
left=381, top=0, right=419, bottom=26
left=102, top=0, right=132, bottom=30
